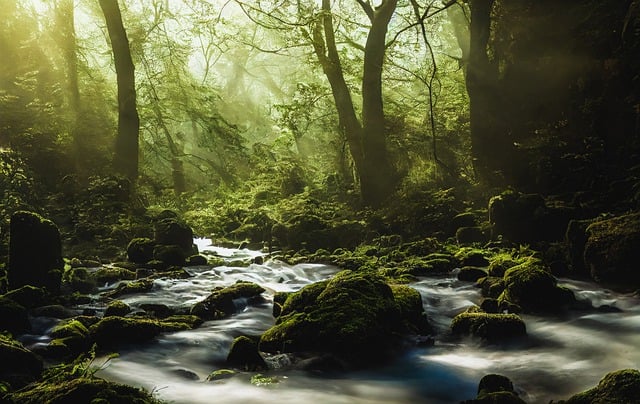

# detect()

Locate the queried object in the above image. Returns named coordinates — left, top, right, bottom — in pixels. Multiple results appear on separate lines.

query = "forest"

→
left=1, top=0, right=640, bottom=402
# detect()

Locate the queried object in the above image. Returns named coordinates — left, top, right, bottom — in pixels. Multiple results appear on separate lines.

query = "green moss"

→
left=88, top=317, right=165, bottom=350
left=250, top=373, right=279, bottom=387
left=488, top=253, right=524, bottom=277
left=206, top=369, right=237, bottom=381
left=499, top=258, right=575, bottom=313
left=50, top=319, right=89, bottom=339
left=103, top=279, right=154, bottom=299
left=92, top=267, right=136, bottom=285
left=390, top=284, right=430, bottom=334
left=562, top=369, right=640, bottom=403
left=8, top=377, right=160, bottom=404
left=450, top=310, right=526, bottom=343
left=191, top=281, right=265, bottom=320
left=104, top=300, right=131, bottom=317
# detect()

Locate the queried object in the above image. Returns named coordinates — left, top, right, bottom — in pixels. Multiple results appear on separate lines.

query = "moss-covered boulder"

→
left=560, top=369, right=640, bottom=403
left=0, top=296, right=30, bottom=334
left=153, top=244, right=187, bottom=267
left=259, top=270, right=429, bottom=366
left=565, top=218, right=596, bottom=277
left=154, top=216, right=195, bottom=254
left=464, top=373, right=526, bottom=403
left=126, top=238, right=156, bottom=264
left=191, top=281, right=265, bottom=320
left=451, top=308, right=526, bottom=343
left=226, top=336, right=266, bottom=371
left=0, top=333, right=43, bottom=389
left=8, top=211, right=63, bottom=294
left=93, top=266, right=136, bottom=285
left=45, top=319, right=91, bottom=359
left=8, top=377, right=160, bottom=404
left=89, top=317, right=164, bottom=349
left=458, top=267, right=489, bottom=282
left=62, top=267, right=96, bottom=294
left=103, top=279, right=154, bottom=299
left=498, top=259, right=575, bottom=313
left=104, top=300, right=131, bottom=317
left=2, top=285, right=47, bottom=309
left=583, top=213, right=640, bottom=290
left=390, top=285, right=431, bottom=334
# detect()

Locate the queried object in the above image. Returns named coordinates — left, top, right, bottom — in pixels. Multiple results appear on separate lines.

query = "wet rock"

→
left=186, top=254, right=208, bottom=266
left=62, top=267, right=96, bottom=294
left=583, top=213, right=640, bottom=290
left=0, top=334, right=43, bottom=389
left=140, top=303, right=173, bottom=318
left=104, top=300, right=131, bottom=317
left=31, top=305, right=78, bottom=319
left=154, top=216, right=195, bottom=254
left=191, top=281, right=266, bottom=320
left=451, top=308, right=526, bottom=343
left=565, top=218, right=596, bottom=276
left=390, top=284, right=431, bottom=334
left=153, top=244, right=187, bottom=267
left=7, top=377, right=158, bottom=403
left=226, top=336, right=266, bottom=371
left=45, top=318, right=91, bottom=359
left=88, top=316, right=189, bottom=350
left=498, top=259, right=575, bottom=313
left=2, top=285, right=47, bottom=309
left=560, top=369, right=640, bottom=403
left=463, top=373, right=526, bottom=403
left=456, top=248, right=490, bottom=267
left=458, top=266, right=489, bottom=282
left=260, top=270, right=428, bottom=366
left=103, top=279, right=154, bottom=299
left=8, top=211, right=63, bottom=294
left=206, top=369, right=237, bottom=382
left=93, top=266, right=136, bottom=284
left=272, top=291, right=289, bottom=318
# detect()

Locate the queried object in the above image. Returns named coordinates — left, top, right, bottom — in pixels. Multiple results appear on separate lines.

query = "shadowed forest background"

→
left=1, top=0, right=640, bottom=402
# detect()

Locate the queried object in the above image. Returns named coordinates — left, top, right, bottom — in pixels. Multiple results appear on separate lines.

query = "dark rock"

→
left=93, top=266, right=136, bottom=284
left=140, top=303, right=173, bottom=318
left=62, top=267, right=96, bottom=294
left=206, top=369, right=237, bottom=381
left=186, top=254, right=208, bottom=266
left=478, top=374, right=515, bottom=395
left=226, top=336, right=266, bottom=371
left=126, top=237, right=155, bottom=264
left=153, top=244, right=187, bottom=266
left=456, top=249, right=490, bottom=267
left=0, top=296, right=30, bottom=334
left=456, top=227, right=489, bottom=244
left=565, top=218, right=596, bottom=276
left=583, top=213, right=640, bottom=290
left=31, top=305, right=78, bottom=319
left=2, top=285, right=47, bottom=309
left=463, top=373, right=526, bottom=403
left=477, top=276, right=505, bottom=299
left=390, top=284, right=431, bottom=334
left=8, top=211, right=63, bottom=294
left=272, top=291, right=289, bottom=318
left=458, top=266, right=489, bottom=282
left=88, top=316, right=188, bottom=350
left=154, top=217, right=195, bottom=254
left=102, top=279, right=154, bottom=299
left=480, top=298, right=499, bottom=313
left=191, top=281, right=265, bottom=320
left=560, top=369, right=640, bottom=403
left=0, top=334, right=43, bottom=389
left=451, top=212, right=479, bottom=230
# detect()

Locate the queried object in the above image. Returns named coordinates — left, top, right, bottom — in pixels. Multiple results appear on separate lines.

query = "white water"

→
left=67, top=240, right=640, bottom=403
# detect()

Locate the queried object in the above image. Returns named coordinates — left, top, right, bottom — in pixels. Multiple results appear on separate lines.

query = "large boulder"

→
left=154, top=215, right=195, bottom=254
left=498, top=259, right=575, bottom=313
left=8, top=211, right=63, bottom=294
left=259, top=270, right=429, bottom=366
left=583, top=213, right=640, bottom=290
left=226, top=336, right=266, bottom=371
left=463, top=374, right=526, bottom=403
left=560, top=369, right=640, bottom=403
left=88, top=316, right=191, bottom=350
left=0, top=334, right=43, bottom=389
left=0, top=296, right=30, bottom=334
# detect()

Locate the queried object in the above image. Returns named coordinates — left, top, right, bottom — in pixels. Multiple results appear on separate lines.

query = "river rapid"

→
left=47, top=239, right=640, bottom=403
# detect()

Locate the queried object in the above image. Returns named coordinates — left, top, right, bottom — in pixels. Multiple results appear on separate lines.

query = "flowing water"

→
left=27, top=239, right=640, bottom=403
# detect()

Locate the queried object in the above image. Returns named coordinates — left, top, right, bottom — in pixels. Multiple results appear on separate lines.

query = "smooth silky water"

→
left=39, top=239, right=640, bottom=403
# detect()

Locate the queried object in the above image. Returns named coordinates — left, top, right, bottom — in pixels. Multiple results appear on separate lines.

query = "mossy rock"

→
left=561, top=369, right=640, bottom=403
left=206, top=369, right=237, bottom=382
left=126, top=237, right=156, bottom=264
left=272, top=291, right=290, bottom=318
left=162, top=315, right=203, bottom=329
left=226, top=336, right=266, bottom=371
left=488, top=254, right=523, bottom=277
left=154, top=217, right=194, bottom=253
left=583, top=213, right=640, bottom=290
left=390, top=285, right=431, bottom=334
left=458, top=266, right=489, bottom=282
left=191, top=281, right=266, bottom=320
left=0, top=333, right=43, bottom=389
left=89, top=317, right=166, bottom=350
left=186, top=254, right=208, bottom=266
left=2, top=285, right=47, bottom=309
left=153, top=244, right=187, bottom=267
left=456, top=227, right=489, bottom=244
left=102, top=279, right=154, bottom=299
left=462, top=373, right=526, bottom=403
left=50, top=319, right=89, bottom=339
left=455, top=248, right=490, bottom=267
left=450, top=309, right=526, bottom=343
left=477, top=276, right=506, bottom=299
left=62, top=267, right=96, bottom=294
left=8, top=377, right=160, bottom=404
left=499, top=259, right=575, bottom=313
left=104, top=300, right=131, bottom=317
left=0, top=296, right=30, bottom=334
left=93, top=267, right=136, bottom=285
left=260, top=270, right=425, bottom=366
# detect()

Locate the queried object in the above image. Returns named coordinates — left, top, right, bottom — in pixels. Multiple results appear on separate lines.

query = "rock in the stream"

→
left=104, top=300, right=132, bottom=317
left=583, top=212, right=640, bottom=290
left=259, top=270, right=430, bottom=366
left=451, top=307, right=527, bottom=343
left=8, top=211, right=63, bottom=294
left=226, top=336, right=266, bottom=371
left=559, top=369, right=640, bottom=403
left=463, top=373, right=526, bottom=403
left=88, top=316, right=191, bottom=350
left=190, top=281, right=266, bottom=320
left=0, top=296, right=30, bottom=334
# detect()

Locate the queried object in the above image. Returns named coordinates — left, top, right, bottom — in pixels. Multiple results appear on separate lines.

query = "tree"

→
left=99, top=0, right=140, bottom=183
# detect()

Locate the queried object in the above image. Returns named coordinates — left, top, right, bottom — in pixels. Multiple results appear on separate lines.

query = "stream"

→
left=30, top=239, right=640, bottom=403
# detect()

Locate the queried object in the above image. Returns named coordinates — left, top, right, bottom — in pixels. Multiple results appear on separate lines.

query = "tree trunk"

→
left=466, top=0, right=512, bottom=185
left=99, top=0, right=139, bottom=182
left=360, top=0, right=398, bottom=206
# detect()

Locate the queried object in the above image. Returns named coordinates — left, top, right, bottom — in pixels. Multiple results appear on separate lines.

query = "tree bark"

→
left=360, top=0, right=398, bottom=206
left=99, top=0, right=140, bottom=182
